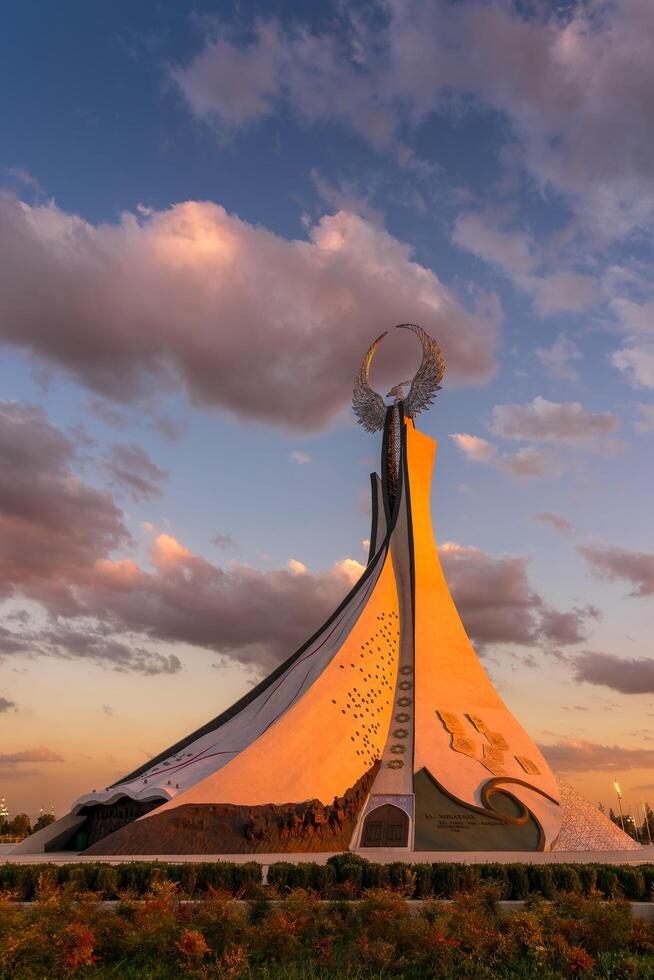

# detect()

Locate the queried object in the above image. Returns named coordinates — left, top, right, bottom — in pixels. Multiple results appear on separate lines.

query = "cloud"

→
left=536, top=335, right=583, bottom=383
left=634, top=404, right=654, bottom=432
left=574, top=650, right=654, bottom=695
left=212, top=533, right=235, bottom=550
left=533, top=512, right=572, bottom=534
left=172, top=1, right=654, bottom=241
left=0, top=403, right=590, bottom=675
left=103, top=443, right=167, bottom=500
left=501, top=446, right=554, bottom=479
left=450, top=433, right=556, bottom=480
left=490, top=397, right=620, bottom=449
left=0, top=619, right=182, bottom=676
left=452, top=212, right=536, bottom=277
left=0, top=195, right=499, bottom=432
left=0, top=696, right=17, bottom=713
left=611, top=342, right=654, bottom=390
left=452, top=214, right=597, bottom=316
left=86, top=397, right=129, bottom=431
left=290, top=450, right=313, bottom=464
left=540, top=738, right=654, bottom=773
left=0, top=400, right=130, bottom=602
left=579, top=543, right=654, bottom=597
left=439, top=542, right=592, bottom=651
left=4, top=167, right=44, bottom=196
left=74, top=538, right=370, bottom=671
left=0, top=746, right=63, bottom=765
left=450, top=433, right=497, bottom=465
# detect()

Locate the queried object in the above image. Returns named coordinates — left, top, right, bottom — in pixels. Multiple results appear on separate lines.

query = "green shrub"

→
left=527, top=864, right=557, bottom=899
left=616, top=866, right=646, bottom=900
left=478, top=862, right=511, bottom=899
left=578, top=863, right=598, bottom=895
left=596, top=865, right=622, bottom=898
left=267, top=861, right=334, bottom=893
left=361, top=860, right=389, bottom=890
left=326, top=853, right=368, bottom=894
left=552, top=863, right=583, bottom=895
left=411, top=862, right=433, bottom=898
left=95, top=864, right=119, bottom=899
left=505, top=863, right=530, bottom=899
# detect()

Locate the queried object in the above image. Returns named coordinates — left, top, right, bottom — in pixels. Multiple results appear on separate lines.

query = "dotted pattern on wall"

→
left=332, top=610, right=400, bottom=769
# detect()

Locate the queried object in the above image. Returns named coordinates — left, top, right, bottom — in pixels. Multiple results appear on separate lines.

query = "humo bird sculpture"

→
left=352, top=323, right=446, bottom=506
left=352, top=323, right=446, bottom=433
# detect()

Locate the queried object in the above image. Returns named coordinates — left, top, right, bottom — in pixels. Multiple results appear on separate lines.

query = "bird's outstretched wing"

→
left=399, top=323, right=446, bottom=419
left=352, top=331, right=388, bottom=432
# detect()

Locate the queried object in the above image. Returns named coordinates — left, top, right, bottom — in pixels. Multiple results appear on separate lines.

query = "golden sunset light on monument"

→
left=13, top=326, right=638, bottom=858
left=2, top=3, right=654, bottom=973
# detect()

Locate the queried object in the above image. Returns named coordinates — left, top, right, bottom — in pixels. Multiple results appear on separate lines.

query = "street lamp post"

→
left=614, top=782, right=626, bottom=833
left=642, top=800, right=654, bottom=847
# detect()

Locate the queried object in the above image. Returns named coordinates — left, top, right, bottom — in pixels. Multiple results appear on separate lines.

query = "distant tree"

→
left=598, top=802, right=605, bottom=814
left=31, top=813, right=56, bottom=834
left=8, top=813, right=31, bottom=838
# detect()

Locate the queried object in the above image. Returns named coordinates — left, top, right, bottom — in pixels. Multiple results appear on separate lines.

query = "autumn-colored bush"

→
left=1, top=879, right=654, bottom=977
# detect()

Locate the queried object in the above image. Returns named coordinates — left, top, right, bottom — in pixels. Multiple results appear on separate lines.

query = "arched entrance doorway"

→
left=361, top=804, right=409, bottom=847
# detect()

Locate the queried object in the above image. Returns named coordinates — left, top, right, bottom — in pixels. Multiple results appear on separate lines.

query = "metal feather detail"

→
left=352, top=331, right=388, bottom=432
left=397, top=323, right=446, bottom=419
left=352, top=324, right=446, bottom=432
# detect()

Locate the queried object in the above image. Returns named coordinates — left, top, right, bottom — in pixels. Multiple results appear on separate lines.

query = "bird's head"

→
left=386, top=380, right=411, bottom=403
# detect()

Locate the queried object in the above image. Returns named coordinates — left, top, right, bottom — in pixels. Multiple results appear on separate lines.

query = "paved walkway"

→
left=2, top=845, right=653, bottom=866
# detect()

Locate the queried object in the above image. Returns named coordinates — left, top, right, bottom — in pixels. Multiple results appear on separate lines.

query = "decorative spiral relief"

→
left=399, top=681, right=412, bottom=691
left=397, top=697, right=412, bottom=707
left=387, top=759, right=404, bottom=769
left=395, top=713, right=410, bottom=723
left=400, top=666, right=413, bottom=675
left=393, top=728, right=408, bottom=739
left=390, top=744, right=406, bottom=754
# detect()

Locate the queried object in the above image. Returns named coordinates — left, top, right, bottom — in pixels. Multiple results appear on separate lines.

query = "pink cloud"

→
left=450, top=433, right=497, bottom=465
left=579, top=543, right=654, bottom=597
left=533, top=512, right=572, bottom=534
left=439, top=543, right=593, bottom=652
left=103, top=443, right=167, bottom=501
left=0, top=403, right=593, bottom=676
left=536, top=335, right=583, bottom=383
left=450, top=433, right=557, bottom=480
left=0, top=747, right=63, bottom=764
left=173, top=2, right=654, bottom=240
left=490, top=397, right=620, bottom=448
left=540, top=738, right=654, bottom=773
left=0, top=196, right=499, bottom=432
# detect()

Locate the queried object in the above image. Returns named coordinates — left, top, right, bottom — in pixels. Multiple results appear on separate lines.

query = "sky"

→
left=0, top=0, right=653, bottom=823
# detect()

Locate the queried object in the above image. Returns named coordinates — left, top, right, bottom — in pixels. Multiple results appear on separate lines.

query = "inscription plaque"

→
left=437, top=710, right=466, bottom=734
left=516, top=755, right=541, bottom=776
left=467, top=713, right=489, bottom=733
left=486, top=731, right=510, bottom=751
left=451, top=733, right=476, bottom=758
left=482, top=743, right=505, bottom=765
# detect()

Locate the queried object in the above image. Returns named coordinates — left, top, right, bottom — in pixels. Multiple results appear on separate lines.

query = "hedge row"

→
left=272, top=856, right=654, bottom=901
left=0, top=861, right=263, bottom=900
left=1, top=856, right=653, bottom=901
